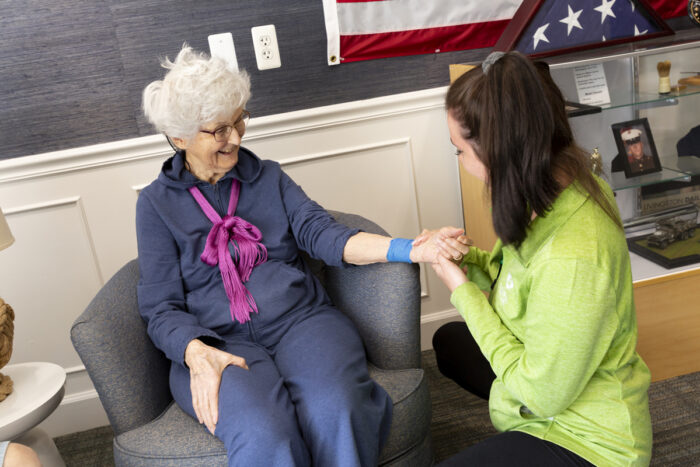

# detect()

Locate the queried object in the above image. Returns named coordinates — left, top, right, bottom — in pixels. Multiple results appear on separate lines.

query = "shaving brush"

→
left=657, top=61, right=671, bottom=94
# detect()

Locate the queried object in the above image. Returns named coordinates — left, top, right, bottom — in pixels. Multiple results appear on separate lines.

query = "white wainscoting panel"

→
left=0, top=86, right=463, bottom=437
left=0, top=198, right=103, bottom=366
left=281, top=138, right=429, bottom=297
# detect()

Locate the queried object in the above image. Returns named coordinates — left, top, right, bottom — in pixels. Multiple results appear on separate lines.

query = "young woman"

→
left=430, top=52, right=652, bottom=466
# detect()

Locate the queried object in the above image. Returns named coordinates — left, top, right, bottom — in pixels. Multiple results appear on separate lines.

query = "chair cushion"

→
left=371, top=366, right=430, bottom=465
left=114, top=367, right=428, bottom=466
left=114, top=403, right=226, bottom=467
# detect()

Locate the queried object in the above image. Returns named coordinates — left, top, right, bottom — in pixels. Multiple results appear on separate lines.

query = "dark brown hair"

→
left=446, top=52, right=621, bottom=246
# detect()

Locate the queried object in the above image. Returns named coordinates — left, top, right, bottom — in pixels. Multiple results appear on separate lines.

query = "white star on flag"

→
left=493, top=0, right=670, bottom=58
left=559, top=5, right=584, bottom=36
left=634, top=25, right=648, bottom=36
left=533, top=23, right=550, bottom=49
left=629, top=0, right=635, bottom=12
left=595, top=0, right=617, bottom=24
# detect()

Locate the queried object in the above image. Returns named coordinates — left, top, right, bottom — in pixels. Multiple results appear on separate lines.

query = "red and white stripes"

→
left=322, top=0, right=522, bottom=65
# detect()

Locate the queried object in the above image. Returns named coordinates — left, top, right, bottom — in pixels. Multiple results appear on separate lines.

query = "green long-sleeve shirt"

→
left=453, top=178, right=652, bottom=466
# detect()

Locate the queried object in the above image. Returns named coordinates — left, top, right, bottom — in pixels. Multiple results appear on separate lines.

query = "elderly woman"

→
left=137, top=45, right=463, bottom=467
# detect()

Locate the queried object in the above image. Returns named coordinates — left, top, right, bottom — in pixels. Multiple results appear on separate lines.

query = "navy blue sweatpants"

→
left=170, top=307, right=392, bottom=467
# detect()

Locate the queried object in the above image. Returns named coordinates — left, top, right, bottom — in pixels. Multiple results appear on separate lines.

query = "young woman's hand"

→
left=184, top=339, right=248, bottom=435
left=432, top=254, right=469, bottom=292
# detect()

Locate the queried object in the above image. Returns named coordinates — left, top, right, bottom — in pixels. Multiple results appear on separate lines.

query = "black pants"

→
left=433, top=322, right=593, bottom=467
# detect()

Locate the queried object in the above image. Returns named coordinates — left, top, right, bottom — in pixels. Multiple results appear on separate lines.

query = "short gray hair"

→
left=142, top=44, right=251, bottom=139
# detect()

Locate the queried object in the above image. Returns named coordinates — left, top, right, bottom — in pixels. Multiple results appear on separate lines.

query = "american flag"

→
left=321, top=0, right=521, bottom=65
left=516, top=0, right=665, bottom=55
left=322, top=0, right=687, bottom=65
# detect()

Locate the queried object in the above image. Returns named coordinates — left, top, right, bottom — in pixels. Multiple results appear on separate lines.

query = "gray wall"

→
left=1, top=0, right=495, bottom=160
left=2, top=2, right=692, bottom=161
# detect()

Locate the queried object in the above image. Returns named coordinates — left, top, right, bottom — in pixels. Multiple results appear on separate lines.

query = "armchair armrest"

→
left=70, top=260, right=172, bottom=435
left=326, top=212, right=422, bottom=370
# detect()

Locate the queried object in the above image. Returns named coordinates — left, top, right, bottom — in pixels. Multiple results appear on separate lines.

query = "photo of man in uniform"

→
left=622, top=127, right=656, bottom=174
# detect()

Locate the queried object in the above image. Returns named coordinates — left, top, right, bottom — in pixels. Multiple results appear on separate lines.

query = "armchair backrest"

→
left=71, top=259, right=171, bottom=436
left=71, top=212, right=422, bottom=436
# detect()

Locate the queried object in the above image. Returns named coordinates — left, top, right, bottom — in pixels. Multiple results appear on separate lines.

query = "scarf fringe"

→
left=189, top=183, right=268, bottom=324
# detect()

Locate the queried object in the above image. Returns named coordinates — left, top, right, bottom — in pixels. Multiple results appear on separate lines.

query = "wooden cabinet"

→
left=634, top=269, right=700, bottom=382
left=457, top=165, right=497, bottom=251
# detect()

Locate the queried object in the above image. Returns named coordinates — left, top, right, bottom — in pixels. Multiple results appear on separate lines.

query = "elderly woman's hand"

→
left=185, top=339, right=248, bottom=435
left=411, top=227, right=472, bottom=263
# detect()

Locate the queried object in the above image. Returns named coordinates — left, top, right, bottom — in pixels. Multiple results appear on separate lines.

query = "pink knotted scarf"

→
left=188, top=180, right=267, bottom=323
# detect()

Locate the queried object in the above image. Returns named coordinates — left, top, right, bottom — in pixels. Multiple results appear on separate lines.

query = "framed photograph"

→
left=611, top=118, right=662, bottom=178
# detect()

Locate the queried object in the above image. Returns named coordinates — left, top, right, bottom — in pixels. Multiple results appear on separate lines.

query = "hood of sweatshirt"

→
left=157, top=146, right=264, bottom=189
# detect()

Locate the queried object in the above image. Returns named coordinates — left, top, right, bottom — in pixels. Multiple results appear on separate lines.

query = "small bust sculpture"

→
left=0, top=298, right=14, bottom=402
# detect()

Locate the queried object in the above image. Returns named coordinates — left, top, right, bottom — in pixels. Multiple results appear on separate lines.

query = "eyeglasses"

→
left=199, top=110, right=250, bottom=142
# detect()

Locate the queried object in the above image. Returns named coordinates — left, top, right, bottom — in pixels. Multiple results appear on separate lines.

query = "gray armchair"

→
left=71, top=212, right=433, bottom=466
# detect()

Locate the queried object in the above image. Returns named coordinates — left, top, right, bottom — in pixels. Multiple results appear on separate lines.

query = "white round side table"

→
left=0, top=362, right=66, bottom=467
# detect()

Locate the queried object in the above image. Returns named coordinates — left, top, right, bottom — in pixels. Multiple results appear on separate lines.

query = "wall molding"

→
left=0, top=87, right=447, bottom=184
left=62, top=388, right=99, bottom=406
left=247, top=86, right=448, bottom=139
left=64, top=365, right=87, bottom=376
left=3, top=196, right=82, bottom=216
left=421, top=308, right=460, bottom=324
left=0, top=136, right=172, bottom=184
left=419, top=308, right=461, bottom=350
left=277, top=138, right=410, bottom=166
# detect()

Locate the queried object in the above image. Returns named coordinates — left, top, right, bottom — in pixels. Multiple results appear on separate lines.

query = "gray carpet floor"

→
left=54, top=350, right=700, bottom=466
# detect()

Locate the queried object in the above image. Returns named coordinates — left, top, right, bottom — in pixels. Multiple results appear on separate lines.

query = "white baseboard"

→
left=420, top=309, right=461, bottom=351
left=39, top=390, right=109, bottom=438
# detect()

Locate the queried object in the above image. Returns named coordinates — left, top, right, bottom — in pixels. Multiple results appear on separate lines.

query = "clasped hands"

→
left=411, top=226, right=473, bottom=292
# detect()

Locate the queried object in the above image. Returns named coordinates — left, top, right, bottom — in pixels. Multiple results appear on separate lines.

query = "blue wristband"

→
left=386, top=238, right=414, bottom=263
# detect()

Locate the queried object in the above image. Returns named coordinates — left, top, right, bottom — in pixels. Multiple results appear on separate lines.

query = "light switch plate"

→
left=251, top=24, right=281, bottom=70
left=208, top=32, right=238, bottom=71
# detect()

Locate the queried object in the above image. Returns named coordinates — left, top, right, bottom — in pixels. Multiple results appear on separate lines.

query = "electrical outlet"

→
left=251, top=25, right=281, bottom=70
left=208, top=32, right=238, bottom=71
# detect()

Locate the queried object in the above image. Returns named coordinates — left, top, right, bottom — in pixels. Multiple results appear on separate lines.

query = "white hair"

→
left=142, top=44, right=251, bottom=139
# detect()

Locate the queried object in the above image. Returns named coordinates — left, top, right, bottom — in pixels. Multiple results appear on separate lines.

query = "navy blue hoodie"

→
left=136, top=148, right=358, bottom=365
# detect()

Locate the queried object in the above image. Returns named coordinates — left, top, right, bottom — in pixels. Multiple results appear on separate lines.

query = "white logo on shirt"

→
left=505, top=273, right=514, bottom=289
left=497, top=272, right=514, bottom=306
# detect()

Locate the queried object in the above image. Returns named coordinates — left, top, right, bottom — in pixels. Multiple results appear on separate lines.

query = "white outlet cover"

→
left=208, top=32, right=238, bottom=71
left=251, top=24, right=281, bottom=70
